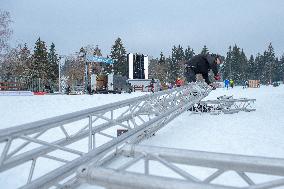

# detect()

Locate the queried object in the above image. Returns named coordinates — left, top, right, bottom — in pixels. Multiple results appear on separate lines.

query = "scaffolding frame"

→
left=0, top=82, right=209, bottom=189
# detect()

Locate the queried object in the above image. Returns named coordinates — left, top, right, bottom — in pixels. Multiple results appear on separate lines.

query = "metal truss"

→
left=0, top=82, right=210, bottom=189
left=189, top=95, right=256, bottom=114
left=80, top=144, right=284, bottom=189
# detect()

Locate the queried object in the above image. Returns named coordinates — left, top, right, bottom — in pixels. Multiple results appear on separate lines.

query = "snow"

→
left=144, top=85, right=284, bottom=158
left=1, top=85, right=284, bottom=188
left=0, top=92, right=144, bottom=129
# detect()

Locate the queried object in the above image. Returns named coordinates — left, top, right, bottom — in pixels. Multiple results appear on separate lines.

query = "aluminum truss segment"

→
left=190, top=95, right=256, bottom=114
left=79, top=167, right=238, bottom=189
left=0, top=83, right=210, bottom=189
left=80, top=144, right=284, bottom=189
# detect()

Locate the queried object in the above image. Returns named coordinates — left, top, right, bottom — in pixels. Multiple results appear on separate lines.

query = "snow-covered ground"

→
left=144, top=85, right=284, bottom=158
left=1, top=85, right=284, bottom=188
left=0, top=92, right=145, bottom=129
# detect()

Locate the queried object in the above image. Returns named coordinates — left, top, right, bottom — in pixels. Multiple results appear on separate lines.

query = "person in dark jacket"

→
left=185, top=54, right=222, bottom=85
left=149, top=78, right=156, bottom=93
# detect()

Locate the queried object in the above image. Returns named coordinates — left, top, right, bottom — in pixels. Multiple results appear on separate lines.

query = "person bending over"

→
left=185, top=54, right=222, bottom=85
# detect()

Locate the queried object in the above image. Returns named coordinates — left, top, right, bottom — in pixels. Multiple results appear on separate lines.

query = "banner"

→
left=86, top=55, right=114, bottom=64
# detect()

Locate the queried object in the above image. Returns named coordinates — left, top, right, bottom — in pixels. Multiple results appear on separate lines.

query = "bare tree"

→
left=63, top=55, right=85, bottom=86
left=0, top=10, right=12, bottom=56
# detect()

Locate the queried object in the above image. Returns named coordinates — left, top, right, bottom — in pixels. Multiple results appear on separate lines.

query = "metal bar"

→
left=203, top=169, right=225, bottom=183
left=80, top=167, right=238, bottom=189
left=116, top=105, right=132, bottom=120
left=6, top=130, right=46, bottom=159
left=88, top=115, right=92, bottom=151
left=27, top=158, right=36, bottom=184
left=60, top=125, right=70, bottom=139
left=111, top=110, right=113, bottom=120
left=19, top=136, right=84, bottom=156
left=117, top=154, right=144, bottom=171
left=73, top=115, right=101, bottom=137
left=137, top=115, right=146, bottom=123
left=247, top=178, right=284, bottom=189
left=92, top=133, right=96, bottom=149
left=97, top=131, right=115, bottom=139
left=0, top=130, right=87, bottom=172
left=236, top=171, right=255, bottom=185
left=145, top=155, right=149, bottom=175
left=0, top=138, right=12, bottom=165
left=150, top=154, right=200, bottom=182
left=122, top=144, right=284, bottom=176
left=94, top=114, right=130, bottom=129
left=42, top=154, right=70, bottom=163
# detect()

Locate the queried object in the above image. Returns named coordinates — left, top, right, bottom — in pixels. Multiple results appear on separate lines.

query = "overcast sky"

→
left=1, top=0, right=284, bottom=58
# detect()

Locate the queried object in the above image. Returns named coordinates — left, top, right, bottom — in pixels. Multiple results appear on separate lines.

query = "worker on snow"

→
left=185, top=54, right=222, bottom=85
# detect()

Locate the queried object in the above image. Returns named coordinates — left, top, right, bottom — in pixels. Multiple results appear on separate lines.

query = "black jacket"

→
left=186, top=54, right=218, bottom=76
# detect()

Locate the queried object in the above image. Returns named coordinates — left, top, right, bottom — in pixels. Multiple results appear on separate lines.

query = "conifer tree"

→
left=156, top=52, right=168, bottom=84
left=254, top=53, right=264, bottom=82
left=273, top=58, right=280, bottom=82
left=240, top=49, right=248, bottom=81
left=247, top=55, right=255, bottom=79
left=110, top=37, right=127, bottom=76
left=30, top=38, right=49, bottom=87
left=279, top=55, right=284, bottom=82
left=47, top=42, right=59, bottom=86
left=18, top=44, right=32, bottom=82
left=264, top=43, right=276, bottom=84
left=184, top=46, right=195, bottom=60
left=221, top=44, right=247, bottom=84
left=230, top=45, right=242, bottom=84
left=170, top=45, right=185, bottom=82
left=220, top=46, right=232, bottom=80
left=200, top=45, right=209, bottom=55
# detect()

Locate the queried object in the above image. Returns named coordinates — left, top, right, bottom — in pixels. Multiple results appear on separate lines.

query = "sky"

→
left=1, top=0, right=284, bottom=58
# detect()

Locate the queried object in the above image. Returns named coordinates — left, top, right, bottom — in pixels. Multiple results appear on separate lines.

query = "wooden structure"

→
left=248, top=80, right=260, bottom=88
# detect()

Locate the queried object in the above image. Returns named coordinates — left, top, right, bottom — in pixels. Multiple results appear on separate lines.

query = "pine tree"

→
left=148, top=57, right=158, bottom=80
left=184, top=46, right=195, bottom=60
left=30, top=38, right=49, bottom=89
left=240, top=49, right=248, bottom=81
left=110, top=37, right=128, bottom=76
left=273, top=58, right=280, bottom=82
left=93, top=45, right=102, bottom=56
left=200, top=45, right=209, bottom=55
left=247, top=55, right=255, bottom=79
left=18, top=44, right=32, bottom=82
left=220, top=46, right=232, bottom=80
left=154, top=52, right=169, bottom=84
left=221, top=44, right=247, bottom=84
left=279, top=55, right=284, bottom=82
left=230, top=45, right=242, bottom=84
left=47, top=42, right=59, bottom=86
left=254, top=53, right=264, bottom=82
left=262, top=43, right=276, bottom=84
left=169, top=45, right=185, bottom=82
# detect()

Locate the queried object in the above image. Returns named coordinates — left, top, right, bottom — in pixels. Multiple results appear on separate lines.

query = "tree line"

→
left=1, top=9, right=284, bottom=91
left=150, top=43, right=284, bottom=85
left=221, top=43, right=284, bottom=85
left=0, top=38, right=59, bottom=91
